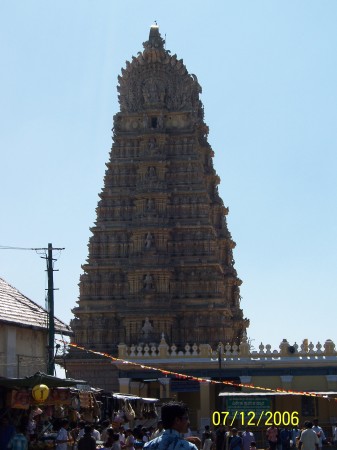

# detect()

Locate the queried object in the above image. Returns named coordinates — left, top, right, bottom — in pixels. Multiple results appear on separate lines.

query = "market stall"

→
left=0, top=371, right=87, bottom=449
left=111, top=393, right=159, bottom=429
left=0, top=373, right=161, bottom=449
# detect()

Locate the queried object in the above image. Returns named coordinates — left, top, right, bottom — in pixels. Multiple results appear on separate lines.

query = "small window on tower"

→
left=151, top=117, right=158, bottom=128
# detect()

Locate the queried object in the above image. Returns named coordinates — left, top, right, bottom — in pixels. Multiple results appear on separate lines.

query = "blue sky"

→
left=0, top=1, right=336, bottom=354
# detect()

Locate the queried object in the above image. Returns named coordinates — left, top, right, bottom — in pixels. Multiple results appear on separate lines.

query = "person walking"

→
left=312, top=419, right=326, bottom=450
left=143, top=401, right=198, bottom=450
left=242, top=427, right=255, bottom=450
left=299, top=421, right=319, bottom=450
left=55, top=419, right=71, bottom=450
left=266, top=424, right=278, bottom=450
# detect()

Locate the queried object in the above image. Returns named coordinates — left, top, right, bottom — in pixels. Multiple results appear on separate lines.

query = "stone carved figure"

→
left=148, top=138, right=156, bottom=150
left=233, top=286, right=241, bottom=306
left=143, top=80, right=155, bottom=103
left=145, top=232, right=153, bottom=249
left=144, top=274, right=154, bottom=291
left=141, top=317, right=154, bottom=339
left=222, top=309, right=233, bottom=321
left=142, top=77, right=166, bottom=105
left=157, top=112, right=164, bottom=129
left=146, top=198, right=155, bottom=211
left=147, top=166, right=157, bottom=178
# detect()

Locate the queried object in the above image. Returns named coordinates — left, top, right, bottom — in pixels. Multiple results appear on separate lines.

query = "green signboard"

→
left=226, top=396, right=271, bottom=416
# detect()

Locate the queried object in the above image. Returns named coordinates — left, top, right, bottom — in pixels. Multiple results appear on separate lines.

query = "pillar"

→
left=240, top=376, right=252, bottom=393
left=280, top=375, right=293, bottom=390
left=119, top=377, right=130, bottom=394
left=158, top=377, right=171, bottom=399
left=130, top=381, right=141, bottom=396
left=200, top=379, right=211, bottom=428
left=326, top=375, right=337, bottom=390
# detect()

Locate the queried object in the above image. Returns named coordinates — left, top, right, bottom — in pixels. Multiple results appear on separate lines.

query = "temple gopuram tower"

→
left=67, top=26, right=249, bottom=390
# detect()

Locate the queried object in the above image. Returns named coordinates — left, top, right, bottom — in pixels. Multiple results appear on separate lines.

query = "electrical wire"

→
left=0, top=246, right=47, bottom=250
left=0, top=245, right=65, bottom=251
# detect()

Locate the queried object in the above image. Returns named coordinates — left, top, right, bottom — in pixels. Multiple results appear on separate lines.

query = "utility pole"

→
left=47, top=243, right=55, bottom=375
left=41, top=243, right=64, bottom=375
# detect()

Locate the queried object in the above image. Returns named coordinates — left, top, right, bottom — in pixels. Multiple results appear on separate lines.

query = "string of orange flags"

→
left=58, top=340, right=336, bottom=402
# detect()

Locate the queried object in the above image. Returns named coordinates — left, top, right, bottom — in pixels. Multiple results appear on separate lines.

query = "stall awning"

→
left=113, top=393, right=158, bottom=402
left=0, top=371, right=87, bottom=389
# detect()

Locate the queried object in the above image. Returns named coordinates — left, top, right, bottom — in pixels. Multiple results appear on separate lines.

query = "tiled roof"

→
left=0, top=277, right=72, bottom=335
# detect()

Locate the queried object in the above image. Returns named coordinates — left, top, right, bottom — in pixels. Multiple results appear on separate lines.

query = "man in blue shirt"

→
left=229, top=428, right=242, bottom=450
left=7, top=425, right=28, bottom=450
left=144, top=402, right=198, bottom=450
left=279, top=428, right=292, bottom=450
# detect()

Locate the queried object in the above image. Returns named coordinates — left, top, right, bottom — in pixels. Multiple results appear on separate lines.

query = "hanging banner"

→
left=8, top=390, right=30, bottom=409
left=46, top=388, right=71, bottom=405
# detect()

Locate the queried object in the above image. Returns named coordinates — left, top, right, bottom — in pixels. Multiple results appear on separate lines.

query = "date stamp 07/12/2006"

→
left=212, top=411, right=300, bottom=427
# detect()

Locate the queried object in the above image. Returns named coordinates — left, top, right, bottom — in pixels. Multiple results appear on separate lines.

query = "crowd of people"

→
left=54, top=419, right=165, bottom=450
left=2, top=402, right=337, bottom=450
left=205, top=418, right=337, bottom=450
left=1, top=415, right=161, bottom=450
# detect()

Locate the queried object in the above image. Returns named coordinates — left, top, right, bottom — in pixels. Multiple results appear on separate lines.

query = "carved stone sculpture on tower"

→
left=145, top=232, right=154, bottom=249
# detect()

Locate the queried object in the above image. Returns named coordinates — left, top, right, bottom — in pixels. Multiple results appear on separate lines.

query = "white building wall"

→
left=0, top=324, right=47, bottom=377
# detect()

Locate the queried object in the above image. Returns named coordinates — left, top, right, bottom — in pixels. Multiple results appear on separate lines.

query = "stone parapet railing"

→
left=117, top=334, right=337, bottom=360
